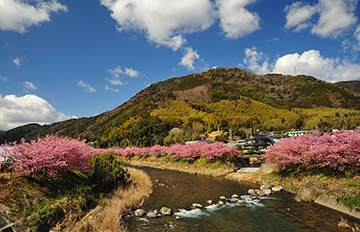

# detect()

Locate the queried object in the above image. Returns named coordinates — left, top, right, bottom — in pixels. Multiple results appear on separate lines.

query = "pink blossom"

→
left=1, top=135, right=97, bottom=177
left=264, top=129, right=360, bottom=172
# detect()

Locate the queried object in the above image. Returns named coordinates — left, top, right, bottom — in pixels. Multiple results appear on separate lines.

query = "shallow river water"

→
left=125, top=166, right=360, bottom=232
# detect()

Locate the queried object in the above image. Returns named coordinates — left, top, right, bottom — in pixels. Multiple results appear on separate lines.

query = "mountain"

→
left=0, top=123, right=41, bottom=144
left=1, top=67, right=360, bottom=146
left=335, top=80, right=360, bottom=96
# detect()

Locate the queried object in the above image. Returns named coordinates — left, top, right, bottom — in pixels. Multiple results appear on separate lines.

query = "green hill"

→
left=1, top=67, right=360, bottom=147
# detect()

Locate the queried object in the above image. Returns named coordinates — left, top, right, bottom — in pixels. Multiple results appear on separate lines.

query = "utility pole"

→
left=250, top=128, right=253, bottom=149
left=229, top=129, right=232, bottom=142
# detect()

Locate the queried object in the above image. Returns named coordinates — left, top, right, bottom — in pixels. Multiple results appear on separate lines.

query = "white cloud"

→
left=106, top=77, right=124, bottom=86
left=23, top=81, right=37, bottom=91
left=124, top=67, right=140, bottom=78
left=0, top=94, right=75, bottom=131
left=242, top=48, right=360, bottom=82
left=105, top=85, right=120, bottom=92
left=13, top=57, right=23, bottom=67
left=312, top=0, right=358, bottom=38
left=77, top=80, right=96, bottom=93
left=284, top=1, right=317, bottom=32
left=216, top=0, right=261, bottom=38
left=272, top=49, right=360, bottom=82
left=242, top=47, right=270, bottom=74
left=0, top=0, right=68, bottom=33
left=106, top=66, right=140, bottom=86
left=0, top=75, right=7, bottom=82
left=284, top=0, right=358, bottom=38
left=178, top=47, right=200, bottom=70
left=107, top=65, right=123, bottom=78
left=100, top=0, right=215, bottom=50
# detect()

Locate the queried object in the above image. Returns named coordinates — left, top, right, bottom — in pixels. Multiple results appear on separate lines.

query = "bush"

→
left=88, top=152, right=129, bottom=192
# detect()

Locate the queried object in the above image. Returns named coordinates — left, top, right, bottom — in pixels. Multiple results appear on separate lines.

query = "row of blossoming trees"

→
left=0, top=135, right=241, bottom=177
left=264, top=128, right=360, bottom=174
left=113, top=142, right=240, bottom=161
left=4, top=129, right=360, bottom=177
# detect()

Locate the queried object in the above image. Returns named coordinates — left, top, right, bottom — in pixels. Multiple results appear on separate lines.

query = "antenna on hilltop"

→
left=294, top=67, right=297, bottom=76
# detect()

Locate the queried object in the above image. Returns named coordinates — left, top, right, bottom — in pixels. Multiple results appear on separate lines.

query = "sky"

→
left=2, top=0, right=360, bottom=131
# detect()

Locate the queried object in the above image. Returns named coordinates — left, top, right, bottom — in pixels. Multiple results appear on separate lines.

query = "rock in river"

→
left=135, top=209, right=146, bottom=217
left=160, top=207, right=173, bottom=216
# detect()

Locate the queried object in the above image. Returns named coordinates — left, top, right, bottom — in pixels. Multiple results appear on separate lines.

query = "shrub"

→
left=88, top=152, right=129, bottom=192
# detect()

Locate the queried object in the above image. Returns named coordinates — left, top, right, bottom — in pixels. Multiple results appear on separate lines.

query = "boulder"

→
left=206, top=200, right=213, bottom=205
left=260, top=185, right=271, bottom=191
left=219, top=196, right=228, bottom=201
left=258, top=191, right=266, bottom=196
left=218, top=200, right=225, bottom=205
left=192, top=203, right=203, bottom=208
left=247, top=189, right=256, bottom=195
left=146, top=211, right=157, bottom=218
left=263, top=189, right=272, bottom=195
left=272, top=186, right=284, bottom=192
left=231, top=194, right=239, bottom=198
left=134, top=209, right=146, bottom=217
left=230, top=198, right=238, bottom=203
left=160, top=207, right=173, bottom=216
left=255, top=189, right=262, bottom=194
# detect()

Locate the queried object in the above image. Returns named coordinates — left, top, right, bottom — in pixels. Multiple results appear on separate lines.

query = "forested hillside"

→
left=1, top=67, right=360, bottom=147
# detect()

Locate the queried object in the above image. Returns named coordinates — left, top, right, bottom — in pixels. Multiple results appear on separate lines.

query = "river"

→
left=125, top=166, right=360, bottom=232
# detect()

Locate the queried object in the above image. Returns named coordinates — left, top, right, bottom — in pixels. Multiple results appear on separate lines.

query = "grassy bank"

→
left=0, top=159, right=153, bottom=231
left=55, top=167, right=153, bottom=232
left=117, top=154, right=239, bottom=177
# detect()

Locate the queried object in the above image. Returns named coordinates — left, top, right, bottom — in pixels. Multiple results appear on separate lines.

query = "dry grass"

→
left=54, top=167, right=153, bottom=232
left=117, top=155, right=238, bottom=177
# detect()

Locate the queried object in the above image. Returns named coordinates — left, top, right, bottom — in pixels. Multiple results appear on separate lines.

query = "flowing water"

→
left=125, top=166, right=360, bottom=232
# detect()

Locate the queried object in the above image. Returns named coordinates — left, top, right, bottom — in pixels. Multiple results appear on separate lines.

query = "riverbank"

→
left=117, top=155, right=360, bottom=222
left=117, top=155, right=238, bottom=177
left=52, top=167, right=153, bottom=231
left=0, top=167, right=153, bottom=232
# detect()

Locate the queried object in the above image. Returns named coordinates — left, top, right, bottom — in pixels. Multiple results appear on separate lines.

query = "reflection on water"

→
left=125, top=166, right=360, bottom=232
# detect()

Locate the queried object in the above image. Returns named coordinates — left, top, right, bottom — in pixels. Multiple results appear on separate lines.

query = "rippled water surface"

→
left=125, top=166, right=360, bottom=232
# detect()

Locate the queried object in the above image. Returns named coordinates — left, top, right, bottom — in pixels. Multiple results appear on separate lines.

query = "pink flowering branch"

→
left=0, top=135, right=98, bottom=177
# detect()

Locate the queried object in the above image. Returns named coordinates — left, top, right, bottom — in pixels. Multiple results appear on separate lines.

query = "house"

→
left=244, top=135, right=271, bottom=151
left=286, top=130, right=310, bottom=137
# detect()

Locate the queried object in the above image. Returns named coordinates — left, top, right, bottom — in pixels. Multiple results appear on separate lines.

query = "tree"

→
left=1, top=135, right=97, bottom=177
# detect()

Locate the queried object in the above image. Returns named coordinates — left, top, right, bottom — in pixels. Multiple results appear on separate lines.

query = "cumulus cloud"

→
left=272, top=49, right=360, bottom=82
left=100, top=0, right=215, bottom=51
left=243, top=47, right=270, bottom=74
left=23, top=81, right=37, bottom=92
left=0, top=0, right=68, bottom=33
left=77, top=80, right=96, bottom=93
left=216, top=0, right=261, bottom=38
left=0, top=94, right=75, bottom=131
left=284, top=0, right=358, bottom=38
left=178, top=47, right=200, bottom=70
left=243, top=48, right=360, bottom=82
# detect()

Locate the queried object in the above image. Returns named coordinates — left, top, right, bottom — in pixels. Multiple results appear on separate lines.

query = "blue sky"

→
left=1, top=0, right=360, bottom=131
